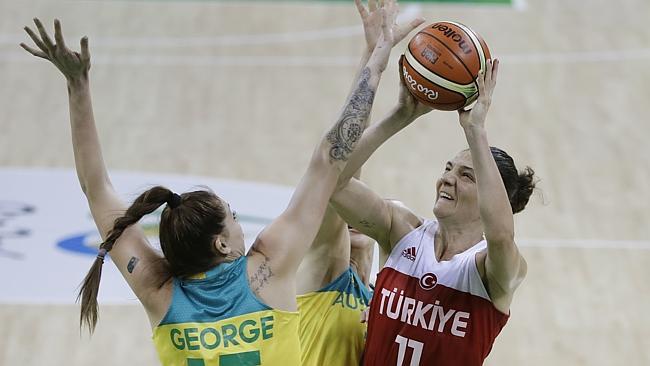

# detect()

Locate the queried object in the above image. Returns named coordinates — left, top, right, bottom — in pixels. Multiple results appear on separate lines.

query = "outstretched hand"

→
left=21, top=18, right=91, bottom=82
left=355, top=0, right=425, bottom=54
left=458, top=59, right=499, bottom=129
left=365, top=0, right=424, bottom=73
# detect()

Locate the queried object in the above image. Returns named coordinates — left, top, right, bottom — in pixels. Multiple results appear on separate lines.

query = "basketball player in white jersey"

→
left=332, top=59, right=537, bottom=365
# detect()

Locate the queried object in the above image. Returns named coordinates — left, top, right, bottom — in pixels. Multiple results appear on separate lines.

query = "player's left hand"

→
left=20, top=18, right=91, bottom=82
left=458, top=58, right=499, bottom=130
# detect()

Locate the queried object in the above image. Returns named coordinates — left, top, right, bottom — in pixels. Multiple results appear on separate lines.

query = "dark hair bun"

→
left=512, top=167, right=536, bottom=214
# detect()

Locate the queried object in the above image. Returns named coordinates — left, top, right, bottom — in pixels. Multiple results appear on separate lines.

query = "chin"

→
left=433, top=205, right=452, bottom=219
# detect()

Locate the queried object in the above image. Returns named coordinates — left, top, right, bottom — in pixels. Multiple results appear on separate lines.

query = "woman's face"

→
left=433, top=150, right=480, bottom=223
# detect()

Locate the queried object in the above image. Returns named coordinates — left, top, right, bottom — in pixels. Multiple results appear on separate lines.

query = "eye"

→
left=232, top=210, right=238, bottom=221
left=462, top=173, right=475, bottom=181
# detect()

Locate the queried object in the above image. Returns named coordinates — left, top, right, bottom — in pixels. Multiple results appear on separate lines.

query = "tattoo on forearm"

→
left=249, top=250, right=274, bottom=296
left=327, top=67, right=375, bottom=161
left=127, top=256, right=140, bottom=274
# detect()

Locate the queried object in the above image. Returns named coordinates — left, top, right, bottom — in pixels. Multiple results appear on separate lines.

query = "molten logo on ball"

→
left=419, top=272, right=438, bottom=290
left=431, top=24, right=473, bottom=55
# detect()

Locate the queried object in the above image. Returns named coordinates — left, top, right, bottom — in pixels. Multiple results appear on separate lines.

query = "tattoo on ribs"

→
left=360, top=220, right=375, bottom=229
left=127, top=256, right=140, bottom=274
left=250, top=253, right=274, bottom=296
left=327, top=67, right=375, bottom=161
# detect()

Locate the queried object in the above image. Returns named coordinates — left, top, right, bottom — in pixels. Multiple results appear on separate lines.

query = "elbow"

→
left=484, top=229, right=515, bottom=249
left=79, top=176, right=114, bottom=200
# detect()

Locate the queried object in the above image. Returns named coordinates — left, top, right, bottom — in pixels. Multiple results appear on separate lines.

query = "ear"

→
left=213, top=235, right=232, bottom=256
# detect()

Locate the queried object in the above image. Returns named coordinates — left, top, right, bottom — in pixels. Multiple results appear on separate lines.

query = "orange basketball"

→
left=400, top=21, right=491, bottom=111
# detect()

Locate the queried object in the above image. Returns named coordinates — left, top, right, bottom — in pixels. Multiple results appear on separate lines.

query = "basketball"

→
left=400, top=21, right=491, bottom=111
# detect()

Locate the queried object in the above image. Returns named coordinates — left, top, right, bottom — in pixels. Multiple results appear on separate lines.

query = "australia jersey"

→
left=297, top=267, right=371, bottom=366
left=153, top=256, right=301, bottom=366
left=363, top=220, right=509, bottom=366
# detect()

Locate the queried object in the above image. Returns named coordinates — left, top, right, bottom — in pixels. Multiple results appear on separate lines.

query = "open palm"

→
left=20, top=18, right=90, bottom=81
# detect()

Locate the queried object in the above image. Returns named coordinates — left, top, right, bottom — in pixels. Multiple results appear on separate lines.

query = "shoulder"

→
left=385, top=200, right=425, bottom=248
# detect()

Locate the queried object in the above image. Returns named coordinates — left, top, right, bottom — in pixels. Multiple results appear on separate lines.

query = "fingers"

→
left=380, top=8, right=390, bottom=38
left=33, top=18, right=55, bottom=52
left=409, top=17, right=426, bottom=30
left=355, top=0, right=368, bottom=19
left=481, top=58, right=498, bottom=96
left=80, top=36, right=90, bottom=64
left=383, top=0, right=396, bottom=20
left=54, top=19, right=67, bottom=51
left=394, top=17, right=425, bottom=43
left=484, top=59, right=493, bottom=85
left=23, top=26, right=49, bottom=54
left=491, top=58, right=499, bottom=85
left=476, top=68, right=486, bottom=97
left=19, top=42, right=48, bottom=59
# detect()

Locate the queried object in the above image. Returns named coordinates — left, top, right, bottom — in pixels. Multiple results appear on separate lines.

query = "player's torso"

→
left=153, top=256, right=300, bottom=366
left=297, top=267, right=371, bottom=366
left=364, top=220, right=509, bottom=366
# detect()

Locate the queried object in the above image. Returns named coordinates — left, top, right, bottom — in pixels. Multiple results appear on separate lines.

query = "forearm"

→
left=322, top=65, right=381, bottom=170
left=337, top=106, right=415, bottom=189
left=345, top=48, right=373, bottom=102
left=463, top=125, right=514, bottom=241
left=67, top=77, right=111, bottom=196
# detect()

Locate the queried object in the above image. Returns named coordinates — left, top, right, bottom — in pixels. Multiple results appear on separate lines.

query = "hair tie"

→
left=167, top=192, right=182, bottom=209
left=97, top=248, right=107, bottom=262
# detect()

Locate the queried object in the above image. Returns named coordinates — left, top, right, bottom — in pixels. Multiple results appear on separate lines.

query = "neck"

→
left=217, top=251, right=243, bottom=265
left=434, top=217, right=484, bottom=261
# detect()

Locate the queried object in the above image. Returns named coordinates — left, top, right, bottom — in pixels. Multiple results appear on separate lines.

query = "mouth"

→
left=438, top=191, right=454, bottom=201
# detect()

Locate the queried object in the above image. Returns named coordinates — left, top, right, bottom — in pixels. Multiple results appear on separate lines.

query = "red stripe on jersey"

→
left=363, top=267, right=509, bottom=366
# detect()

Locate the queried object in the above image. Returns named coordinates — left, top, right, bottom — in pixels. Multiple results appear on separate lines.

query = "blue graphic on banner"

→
left=57, top=232, right=100, bottom=256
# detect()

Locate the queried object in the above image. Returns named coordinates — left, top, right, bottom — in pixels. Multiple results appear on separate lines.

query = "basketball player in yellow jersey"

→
left=20, top=8, right=406, bottom=365
left=295, top=2, right=425, bottom=365
left=296, top=206, right=373, bottom=366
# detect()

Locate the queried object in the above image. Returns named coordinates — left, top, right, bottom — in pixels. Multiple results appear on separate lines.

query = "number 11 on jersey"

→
left=395, top=335, right=423, bottom=366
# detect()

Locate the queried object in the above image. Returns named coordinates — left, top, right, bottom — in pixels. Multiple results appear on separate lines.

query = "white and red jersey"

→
left=363, top=220, right=509, bottom=366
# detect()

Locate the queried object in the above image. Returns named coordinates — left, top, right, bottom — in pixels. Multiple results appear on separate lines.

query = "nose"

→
left=441, top=171, right=456, bottom=186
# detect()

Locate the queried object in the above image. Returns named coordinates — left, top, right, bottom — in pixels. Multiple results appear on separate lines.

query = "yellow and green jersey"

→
left=153, top=256, right=300, bottom=366
left=297, top=267, right=371, bottom=366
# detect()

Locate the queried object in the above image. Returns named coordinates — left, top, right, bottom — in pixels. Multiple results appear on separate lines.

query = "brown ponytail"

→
left=77, top=186, right=175, bottom=333
left=490, top=147, right=538, bottom=214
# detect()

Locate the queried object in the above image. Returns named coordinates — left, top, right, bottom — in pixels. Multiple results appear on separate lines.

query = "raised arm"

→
left=296, top=0, right=424, bottom=294
left=347, top=0, right=424, bottom=100
left=330, top=66, right=433, bottom=253
left=458, top=59, right=526, bottom=310
left=21, top=19, right=169, bottom=329
left=249, top=2, right=416, bottom=307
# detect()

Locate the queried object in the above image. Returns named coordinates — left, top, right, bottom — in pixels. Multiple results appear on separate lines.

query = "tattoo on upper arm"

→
left=327, top=67, right=375, bottom=162
left=127, top=256, right=140, bottom=274
left=249, top=250, right=274, bottom=296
